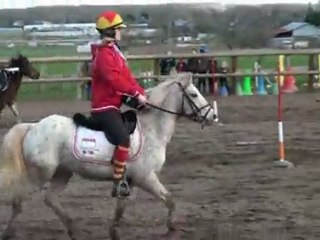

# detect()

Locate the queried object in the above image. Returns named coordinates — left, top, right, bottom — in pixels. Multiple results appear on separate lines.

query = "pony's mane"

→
left=0, top=63, right=7, bottom=70
left=146, top=73, right=192, bottom=106
left=9, top=54, right=26, bottom=67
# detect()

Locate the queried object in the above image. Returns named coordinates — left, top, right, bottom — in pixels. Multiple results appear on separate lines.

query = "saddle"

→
left=72, top=110, right=137, bottom=145
left=0, top=67, right=19, bottom=92
left=0, top=70, right=9, bottom=92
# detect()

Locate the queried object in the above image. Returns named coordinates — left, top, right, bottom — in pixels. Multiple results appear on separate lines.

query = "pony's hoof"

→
left=68, top=231, right=91, bottom=240
left=109, top=225, right=120, bottom=240
left=1, top=228, right=16, bottom=240
left=167, top=220, right=177, bottom=232
left=160, top=229, right=182, bottom=240
left=167, top=215, right=187, bottom=232
left=68, top=227, right=91, bottom=240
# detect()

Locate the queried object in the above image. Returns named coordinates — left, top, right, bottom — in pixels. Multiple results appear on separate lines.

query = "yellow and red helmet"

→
left=96, top=10, right=126, bottom=30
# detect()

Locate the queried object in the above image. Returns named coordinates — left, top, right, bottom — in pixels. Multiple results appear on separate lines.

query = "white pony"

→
left=0, top=73, right=215, bottom=240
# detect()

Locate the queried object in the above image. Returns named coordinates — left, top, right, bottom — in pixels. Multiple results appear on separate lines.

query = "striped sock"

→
left=113, top=145, right=129, bottom=180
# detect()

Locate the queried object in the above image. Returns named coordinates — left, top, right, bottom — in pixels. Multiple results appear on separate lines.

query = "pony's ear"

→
left=176, top=72, right=192, bottom=88
left=15, top=52, right=22, bottom=58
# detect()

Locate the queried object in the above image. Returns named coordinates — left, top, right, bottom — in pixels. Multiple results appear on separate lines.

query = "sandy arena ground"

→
left=1, top=92, right=320, bottom=240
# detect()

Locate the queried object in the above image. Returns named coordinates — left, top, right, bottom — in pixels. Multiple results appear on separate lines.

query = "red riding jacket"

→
left=90, top=42, right=145, bottom=113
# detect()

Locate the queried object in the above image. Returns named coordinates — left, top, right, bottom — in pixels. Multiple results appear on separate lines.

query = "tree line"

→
left=0, top=3, right=311, bottom=48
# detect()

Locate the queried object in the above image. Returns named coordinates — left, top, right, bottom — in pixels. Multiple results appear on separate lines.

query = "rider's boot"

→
left=111, top=145, right=130, bottom=198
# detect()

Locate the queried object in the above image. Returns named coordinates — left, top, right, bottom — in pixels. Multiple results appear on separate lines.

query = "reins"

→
left=144, top=82, right=214, bottom=128
left=145, top=102, right=184, bottom=116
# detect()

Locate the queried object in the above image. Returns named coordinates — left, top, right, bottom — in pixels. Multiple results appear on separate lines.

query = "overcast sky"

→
left=0, top=0, right=316, bottom=9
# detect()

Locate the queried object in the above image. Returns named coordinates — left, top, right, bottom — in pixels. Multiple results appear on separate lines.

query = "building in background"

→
left=269, top=22, right=320, bottom=49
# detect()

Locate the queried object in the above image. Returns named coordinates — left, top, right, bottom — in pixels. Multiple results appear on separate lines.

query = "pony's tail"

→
left=0, top=123, right=34, bottom=197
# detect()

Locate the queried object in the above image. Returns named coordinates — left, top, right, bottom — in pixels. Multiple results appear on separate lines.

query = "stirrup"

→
left=112, top=179, right=130, bottom=198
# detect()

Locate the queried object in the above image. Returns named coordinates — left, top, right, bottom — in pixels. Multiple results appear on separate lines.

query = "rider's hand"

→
left=137, top=94, right=148, bottom=105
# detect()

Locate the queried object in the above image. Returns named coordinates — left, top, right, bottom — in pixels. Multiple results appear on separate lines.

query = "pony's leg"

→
left=109, top=198, right=128, bottom=240
left=8, top=103, right=21, bottom=123
left=1, top=196, right=23, bottom=240
left=44, top=166, right=85, bottom=240
left=109, top=182, right=137, bottom=240
left=137, top=172, right=177, bottom=232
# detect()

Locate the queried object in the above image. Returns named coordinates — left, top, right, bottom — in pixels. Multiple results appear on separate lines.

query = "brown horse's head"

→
left=79, top=60, right=92, bottom=77
left=9, top=54, right=40, bottom=80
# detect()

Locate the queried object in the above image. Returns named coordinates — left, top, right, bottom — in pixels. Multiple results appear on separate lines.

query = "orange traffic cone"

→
left=281, top=67, right=298, bottom=93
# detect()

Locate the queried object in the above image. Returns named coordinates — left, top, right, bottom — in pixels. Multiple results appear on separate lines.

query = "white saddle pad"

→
left=72, top=122, right=142, bottom=164
left=4, top=67, right=19, bottom=72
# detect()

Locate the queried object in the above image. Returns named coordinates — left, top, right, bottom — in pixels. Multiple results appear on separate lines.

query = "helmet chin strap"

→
left=100, top=36, right=116, bottom=42
left=98, top=28, right=116, bottom=39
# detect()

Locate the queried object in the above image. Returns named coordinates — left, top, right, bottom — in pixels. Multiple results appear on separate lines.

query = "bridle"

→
left=145, top=82, right=216, bottom=128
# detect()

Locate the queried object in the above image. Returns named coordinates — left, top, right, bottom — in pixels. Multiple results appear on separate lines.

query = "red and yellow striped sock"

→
left=113, top=145, right=129, bottom=180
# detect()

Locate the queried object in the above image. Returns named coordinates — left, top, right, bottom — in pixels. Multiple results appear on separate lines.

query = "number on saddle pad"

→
left=73, top=127, right=116, bottom=162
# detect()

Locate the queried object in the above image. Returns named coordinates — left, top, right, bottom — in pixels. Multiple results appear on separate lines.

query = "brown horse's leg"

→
left=1, top=196, right=23, bottom=240
left=8, top=103, right=21, bottom=123
left=0, top=101, right=5, bottom=120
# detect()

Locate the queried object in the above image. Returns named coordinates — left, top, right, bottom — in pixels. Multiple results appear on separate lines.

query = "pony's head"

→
left=10, top=54, right=40, bottom=80
left=146, top=73, right=216, bottom=126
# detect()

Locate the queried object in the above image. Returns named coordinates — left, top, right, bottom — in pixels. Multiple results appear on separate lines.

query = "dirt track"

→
left=1, top=93, right=320, bottom=240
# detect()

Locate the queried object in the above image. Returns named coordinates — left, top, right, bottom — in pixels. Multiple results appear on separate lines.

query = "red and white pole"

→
left=211, top=58, right=219, bottom=122
left=277, top=64, right=285, bottom=161
left=273, top=56, right=294, bottom=168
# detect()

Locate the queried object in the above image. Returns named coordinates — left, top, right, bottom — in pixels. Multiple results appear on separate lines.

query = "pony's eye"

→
left=190, top=93, right=198, bottom=98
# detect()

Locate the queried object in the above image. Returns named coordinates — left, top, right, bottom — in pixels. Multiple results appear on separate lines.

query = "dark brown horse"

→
left=79, top=60, right=91, bottom=78
left=78, top=60, right=92, bottom=100
left=0, top=54, right=40, bottom=123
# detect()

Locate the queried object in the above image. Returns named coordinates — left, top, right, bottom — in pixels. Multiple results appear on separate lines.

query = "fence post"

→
left=76, top=83, right=82, bottom=100
left=231, top=56, right=238, bottom=95
left=153, top=58, right=160, bottom=81
left=39, top=63, right=48, bottom=93
left=308, top=54, right=315, bottom=92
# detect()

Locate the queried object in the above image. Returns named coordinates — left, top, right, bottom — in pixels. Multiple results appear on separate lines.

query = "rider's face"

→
left=115, top=28, right=121, bottom=41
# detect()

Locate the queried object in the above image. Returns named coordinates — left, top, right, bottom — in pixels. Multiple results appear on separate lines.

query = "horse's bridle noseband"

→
left=146, top=82, right=216, bottom=128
